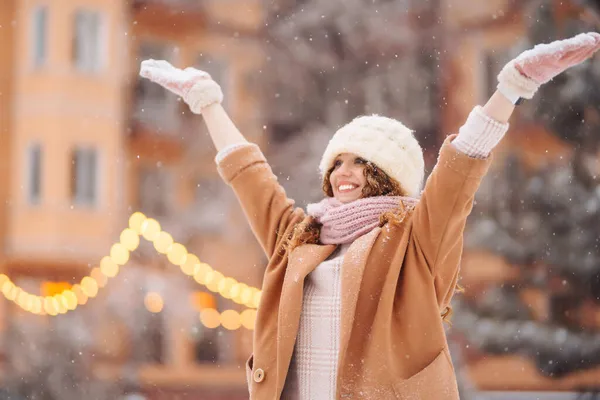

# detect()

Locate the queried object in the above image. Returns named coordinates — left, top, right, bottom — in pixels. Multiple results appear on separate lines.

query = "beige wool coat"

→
left=216, top=135, right=492, bottom=400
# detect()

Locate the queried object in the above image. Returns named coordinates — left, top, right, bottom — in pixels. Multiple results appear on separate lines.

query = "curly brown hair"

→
left=284, top=158, right=461, bottom=324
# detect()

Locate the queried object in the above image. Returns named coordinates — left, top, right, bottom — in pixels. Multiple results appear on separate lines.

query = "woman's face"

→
left=329, top=153, right=368, bottom=204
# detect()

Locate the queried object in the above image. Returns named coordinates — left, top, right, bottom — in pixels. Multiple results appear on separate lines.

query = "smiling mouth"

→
left=337, top=184, right=358, bottom=193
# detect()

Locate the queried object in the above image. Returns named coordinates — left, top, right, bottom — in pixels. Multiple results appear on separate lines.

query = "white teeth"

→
left=338, top=184, right=357, bottom=191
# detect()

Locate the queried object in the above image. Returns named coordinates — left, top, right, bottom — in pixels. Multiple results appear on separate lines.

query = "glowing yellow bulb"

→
left=180, top=254, right=200, bottom=276
left=193, top=263, right=213, bottom=285
left=72, top=284, right=88, bottom=305
left=43, top=296, right=58, bottom=316
left=221, top=309, right=241, bottom=330
left=80, top=277, right=98, bottom=298
left=200, top=308, right=221, bottom=329
left=240, top=309, right=257, bottom=330
left=144, top=292, right=164, bottom=313
left=91, top=267, right=108, bottom=288
left=7, top=286, right=20, bottom=301
left=50, top=296, right=60, bottom=313
left=2, top=280, right=14, bottom=297
left=129, top=212, right=147, bottom=234
left=231, top=283, right=248, bottom=305
left=153, top=231, right=173, bottom=254
left=167, top=243, right=187, bottom=265
left=31, top=296, right=43, bottom=314
left=207, top=271, right=224, bottom=286
left=206, top=271, right=224, bottom=293
left=24, top=294, right=34, bottom=312
left=241, top=287, right=254, bottom=305
left=140, top=218, right=161, bottom=241
left=207, top=281, right=219, bottom=293
left=120, top=228, right=140, bottom=251
left=218, top=278, right=237, bottom=299
left=100, top=256, right=119, bottom=278
left=55, top=294, right=69, bottom=313
left=110, top=243, right=129, bottom=265
left=63, top=291, right=78, bottom=310
left=229, top=283, right=241, bottom=299
left=16, top=291, right=28, bottom=309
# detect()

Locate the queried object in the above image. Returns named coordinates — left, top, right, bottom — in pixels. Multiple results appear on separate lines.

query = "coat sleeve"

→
left=410, top=135, right=492, bottom=310
left=216, top=143, right=305, bottom=258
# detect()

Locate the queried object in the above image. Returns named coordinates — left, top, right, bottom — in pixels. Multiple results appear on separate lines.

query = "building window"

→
left=129, top=311, right=165, bottom=364
left=483, top=48, right=512, bottom=101
left=26, top=144, right=42, bottom=204
left=195, top=55, right=229, bottom=107
left=194, top=328, right=220, bottom=364
left=133, top=41, right=180, bottom=134
left=71, top=147, right=98, bottom=206
left=72, top=10, right=103, bottom=72
left=138, top=166, right=173, bottom=217
left=191, top=292, right=220, bottom=363
left=31, top=6, right=47, bottom=67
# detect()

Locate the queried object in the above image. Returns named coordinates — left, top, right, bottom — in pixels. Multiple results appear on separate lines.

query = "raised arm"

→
left=139, top=60, right=303, bottom=257
left=139, top=59, right=247, bottom=150
left=201, top=103, right=247, bottom=151
left=454, top=32, right=600, bottom=160
left=411, top=32, right=600, bottom=310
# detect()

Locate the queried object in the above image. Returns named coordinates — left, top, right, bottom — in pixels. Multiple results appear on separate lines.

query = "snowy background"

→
left=1, top=0, right=600, bottom=398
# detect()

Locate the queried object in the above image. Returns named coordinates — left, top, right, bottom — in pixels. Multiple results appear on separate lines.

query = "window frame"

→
left=70, top=146, right=100, bottom=207
left=31, top=5, right=48, bottom=68
left=25, top=143, right=43, bottom=205
left=72, top=9, right=106, bottom=73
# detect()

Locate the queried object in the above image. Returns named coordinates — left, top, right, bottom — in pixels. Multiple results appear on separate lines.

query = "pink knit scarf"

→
left=306, top=196, right=418, bottom=245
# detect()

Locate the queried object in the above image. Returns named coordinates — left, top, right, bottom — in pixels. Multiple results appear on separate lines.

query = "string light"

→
left=90, top=268, right=108, bottom=288
left=120, top=229, right=140, bottom=251
left=167, top=243, right=187, bottom=266
left=153, top=231, right=173, bottom=254
left=100, top=256, right=119, bottom=278
left=180, top=254, right=200, bottom=276
left=240, top=309, right=257, bottom=330
left=0, top=212, right=261, bottom=330
left=200, top=308, right=221, bottom=329
left=220, top=309, right=242, bottom=330
left=144, top=292, right=164, bottom=313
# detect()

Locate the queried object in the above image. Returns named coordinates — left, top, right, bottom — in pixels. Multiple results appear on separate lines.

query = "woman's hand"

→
left=498, top=32, right=600, bottom=100
left=139, top=59, right=223, bottom=114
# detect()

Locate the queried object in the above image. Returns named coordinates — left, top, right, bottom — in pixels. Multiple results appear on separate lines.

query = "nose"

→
left=336, top=162, right=352, bottom=176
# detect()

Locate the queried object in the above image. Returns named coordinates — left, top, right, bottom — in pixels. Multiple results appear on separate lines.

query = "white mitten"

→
left=139, top=59, right=223, bottom=114
left=497, top=32, right=600, bottom=102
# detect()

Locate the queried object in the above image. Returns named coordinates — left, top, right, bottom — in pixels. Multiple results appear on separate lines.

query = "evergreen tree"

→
left=455, top=0, right=600, bottom=388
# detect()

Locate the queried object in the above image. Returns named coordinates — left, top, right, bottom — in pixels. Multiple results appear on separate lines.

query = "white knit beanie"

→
left=319, top=115, right=425, bottom=198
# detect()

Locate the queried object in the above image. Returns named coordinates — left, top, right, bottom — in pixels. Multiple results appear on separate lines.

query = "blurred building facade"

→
left=0, top=0, right=265, bottom=398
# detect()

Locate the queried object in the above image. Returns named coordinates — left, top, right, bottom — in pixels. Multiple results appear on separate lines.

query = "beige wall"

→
left=7, top=0, right=128, bottom=264
left=0, top=0, right=17, bottom=335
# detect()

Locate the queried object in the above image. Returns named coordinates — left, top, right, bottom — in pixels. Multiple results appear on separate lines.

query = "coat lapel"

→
left=336, top=227, right=382, bottom=391
left=275, top=243, right=337, bottom=394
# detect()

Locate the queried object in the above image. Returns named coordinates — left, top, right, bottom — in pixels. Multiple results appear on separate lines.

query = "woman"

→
left=140, top=32, right=600, bottom=400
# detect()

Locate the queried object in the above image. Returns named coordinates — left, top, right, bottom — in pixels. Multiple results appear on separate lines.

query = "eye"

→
left=333, top=159, right=342, bottom=168
left=355, top=157, right=366, bottom=164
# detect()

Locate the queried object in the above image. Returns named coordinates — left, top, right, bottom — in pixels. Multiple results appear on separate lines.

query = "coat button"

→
left=253, top=368, right=265, bottom=383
